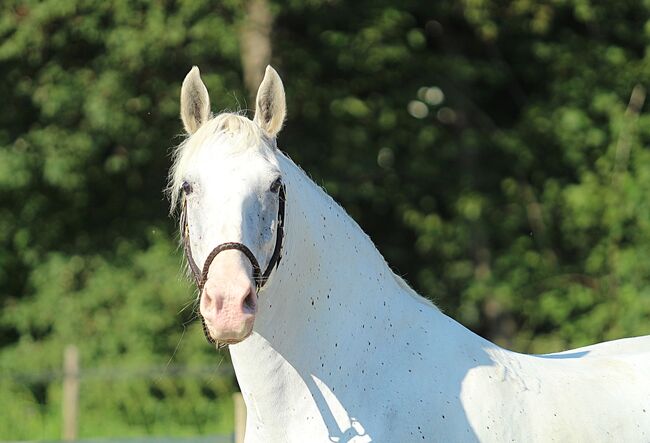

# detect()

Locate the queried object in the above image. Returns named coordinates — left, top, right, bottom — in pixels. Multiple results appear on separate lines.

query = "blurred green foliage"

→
left=1, top=0, right=650, bottom=439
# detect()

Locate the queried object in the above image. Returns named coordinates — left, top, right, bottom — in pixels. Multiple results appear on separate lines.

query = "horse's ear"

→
left=180, top=66, right=211, bottom=134
left=254, top=65, right=286, bottom=138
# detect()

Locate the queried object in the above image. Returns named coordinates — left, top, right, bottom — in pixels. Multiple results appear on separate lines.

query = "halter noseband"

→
left=181, top=184, right=286, bottom=344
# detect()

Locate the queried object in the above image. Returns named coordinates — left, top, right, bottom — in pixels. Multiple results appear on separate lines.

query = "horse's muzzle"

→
left=199, top=250, right=258, bottom=344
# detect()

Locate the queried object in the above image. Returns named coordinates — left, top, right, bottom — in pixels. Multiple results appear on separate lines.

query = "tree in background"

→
left=1, top=0, right=649, bottom=439
left=276, top=0, right=650, bottom=351
left=0, top=1, right=244, bottom=438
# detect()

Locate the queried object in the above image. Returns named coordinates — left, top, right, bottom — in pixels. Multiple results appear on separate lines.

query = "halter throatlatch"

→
left=180, top=185, right=286, bottom=345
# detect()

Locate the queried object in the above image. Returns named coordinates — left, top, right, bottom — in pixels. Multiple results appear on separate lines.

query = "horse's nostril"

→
left=243, top=290, right=257, bottom=314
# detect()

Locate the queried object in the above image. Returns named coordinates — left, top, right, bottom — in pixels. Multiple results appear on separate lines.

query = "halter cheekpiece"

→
left=181, top=184, right=286, bottom=344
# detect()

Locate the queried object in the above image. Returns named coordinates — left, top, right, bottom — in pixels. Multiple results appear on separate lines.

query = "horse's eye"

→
left=269, top=177, right=282, bottom=193
left=182, top=181, right=193, bottom=195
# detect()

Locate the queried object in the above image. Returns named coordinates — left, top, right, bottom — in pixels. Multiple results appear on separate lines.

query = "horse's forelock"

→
left=167, top=112, right=270, bottom=213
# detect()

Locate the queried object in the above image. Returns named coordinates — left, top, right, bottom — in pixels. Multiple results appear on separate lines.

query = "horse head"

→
left=171, top=65, right=287, bottom=345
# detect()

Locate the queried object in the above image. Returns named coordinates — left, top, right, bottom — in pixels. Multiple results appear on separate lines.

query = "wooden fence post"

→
left=233, top=391, right=246, bottom=443
left=62, top=345, right=79, bottom=441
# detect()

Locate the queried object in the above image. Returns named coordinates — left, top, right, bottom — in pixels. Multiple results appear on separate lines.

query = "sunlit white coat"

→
left=172, top=66, right=650, bottom=442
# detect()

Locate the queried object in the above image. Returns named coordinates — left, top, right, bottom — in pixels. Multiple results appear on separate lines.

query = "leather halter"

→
left=181, top=184, right=286, bottom=344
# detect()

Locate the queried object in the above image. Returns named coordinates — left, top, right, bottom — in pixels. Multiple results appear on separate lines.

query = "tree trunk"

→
left=240, top=0, right=273, bottom=105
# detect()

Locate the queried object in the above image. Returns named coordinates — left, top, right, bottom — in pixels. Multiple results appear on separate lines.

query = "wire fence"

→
left=0, top=346, right=244, bottom=443
left=0, top=363, right=233, bottom=384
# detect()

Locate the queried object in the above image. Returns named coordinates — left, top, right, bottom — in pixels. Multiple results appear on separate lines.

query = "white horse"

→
left=170, top=65, right=650, bottom=442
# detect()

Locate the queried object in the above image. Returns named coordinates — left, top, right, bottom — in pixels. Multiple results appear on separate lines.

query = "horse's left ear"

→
left=254, top=65, right=286, bottom=138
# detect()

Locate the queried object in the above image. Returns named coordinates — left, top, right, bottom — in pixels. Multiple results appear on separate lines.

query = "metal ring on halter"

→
left=181, top=184, right=286, bottom=344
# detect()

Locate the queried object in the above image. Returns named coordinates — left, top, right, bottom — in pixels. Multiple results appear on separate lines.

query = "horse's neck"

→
left=228, top=155, right=492, bottom=437
left=252, top=154, right=429, bottom=347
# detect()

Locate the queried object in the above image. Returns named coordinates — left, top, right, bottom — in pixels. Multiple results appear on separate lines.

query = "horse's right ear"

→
left=180, top=66, right=211, bottom=134
left=254, top=66, right=286, bottom=138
